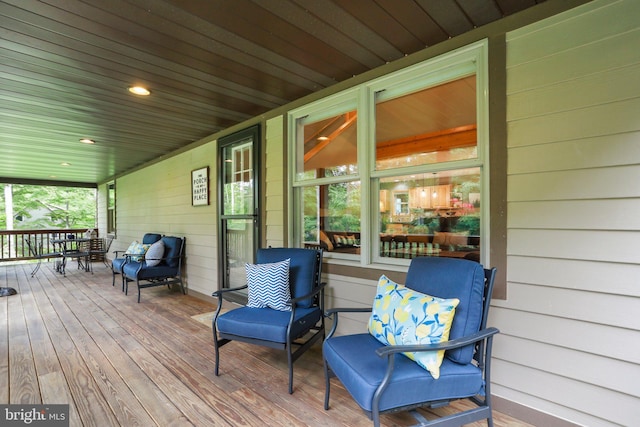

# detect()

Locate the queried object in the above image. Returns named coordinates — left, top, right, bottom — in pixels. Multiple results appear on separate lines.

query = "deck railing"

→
left=0, top=229, right=95, bottom=262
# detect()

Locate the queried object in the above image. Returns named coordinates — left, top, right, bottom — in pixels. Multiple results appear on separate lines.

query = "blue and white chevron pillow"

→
left=246, top=258, right=291, bottom=311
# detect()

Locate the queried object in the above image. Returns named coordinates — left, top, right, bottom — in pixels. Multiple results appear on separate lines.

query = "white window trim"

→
left=288, top=40, right=490, bottom=269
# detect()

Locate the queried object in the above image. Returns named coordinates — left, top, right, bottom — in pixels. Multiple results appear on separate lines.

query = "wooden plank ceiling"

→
left=0, top=0, right=545, bottom=185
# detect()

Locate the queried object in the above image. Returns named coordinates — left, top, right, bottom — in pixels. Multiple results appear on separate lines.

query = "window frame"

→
left=106, top=180, right=116, bottom=236
left=288, top=40, right=490, bottom=269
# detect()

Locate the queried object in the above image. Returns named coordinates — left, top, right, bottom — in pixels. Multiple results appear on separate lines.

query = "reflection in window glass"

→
left=290, top=43, right=488, bottom=264
left=226, top=218, right=255, bottom=288
left=379, top=168, right=480, bottom=261
left=376, top=76, right=477, bottom=170
left=297, top=111, right=358, bottom=180
left=303, top=181, right=361, bottom=255
left=223, top=141, right=253, bottom=215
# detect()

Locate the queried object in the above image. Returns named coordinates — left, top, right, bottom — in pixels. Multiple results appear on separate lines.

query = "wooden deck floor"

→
left=0, top=261, right=532, bottom=427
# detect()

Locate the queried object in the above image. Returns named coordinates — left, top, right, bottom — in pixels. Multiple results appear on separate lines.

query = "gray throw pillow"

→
left=145, top=240, right=165, bottom=267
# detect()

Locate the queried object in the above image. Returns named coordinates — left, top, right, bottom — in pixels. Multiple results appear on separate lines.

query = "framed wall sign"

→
left=191, top=166, right=209, bottom=206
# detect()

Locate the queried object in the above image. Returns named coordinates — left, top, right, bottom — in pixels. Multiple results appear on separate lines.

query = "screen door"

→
left=218, top=125, right=260, bottom=291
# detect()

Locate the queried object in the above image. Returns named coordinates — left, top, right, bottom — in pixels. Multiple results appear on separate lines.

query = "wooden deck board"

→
left=52, top=274, right=183, bottom=427
left=30, top=267, right=122, bottom=427
left=8, top=267, right=40, bottom=404
left=0, top=262, right=534, bottom=427
left=0, top=288, right=8, bottom=404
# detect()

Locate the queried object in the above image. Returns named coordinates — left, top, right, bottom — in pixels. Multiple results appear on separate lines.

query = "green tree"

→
left=327, top=181, right=361, bottom=232
left=0, top=184, right=96, bottom=230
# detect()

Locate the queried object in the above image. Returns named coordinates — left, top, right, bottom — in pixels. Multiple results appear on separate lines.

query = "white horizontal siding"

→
left=491, top=307, right=640, bottom=365
left=503, top=0, right=640, bottom=424
left=508, top=165, right=640, bottom=202
left=265, top=116, right=285, bottom=248
left=509, top=131, right=640, bottom=174
left=324, top=273, right=376, bottom=335
left=506, top=0, right=640, bottom=93
left=492, top=359, right=639, bottom=427
left=495, top=281, right=640, bottom=331
left=508, top=199, right=640, bottom=230
left=495, top=333, right=640, bottom=400
left=508, top=96, right=640, bottom=148
left=505, top=256, right=640, bottom=297
left=508, top=62, right=640, bottom=122
left=508, top=228, right=640, bottom=264
left=110, top=142, right=218, bottom=297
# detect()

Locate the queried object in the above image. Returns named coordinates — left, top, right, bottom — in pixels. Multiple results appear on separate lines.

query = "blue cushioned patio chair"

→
left=212, top=247, right=325, bottom=394
left=112, top=233, right=162, bottom=290
left=122, top=236, right=185, bottom=303
left=323, top=257, right=498, bottom=427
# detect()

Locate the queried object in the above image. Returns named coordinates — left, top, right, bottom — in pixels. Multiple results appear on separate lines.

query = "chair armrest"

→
left=325, top=306, right=373, bottom=338
left=115, top=251, right=146, bottom=260
left=375, top=327, right=500, bottom=358
left=212, top=284, right=248, bottom=298
left=123, top=253, right=137, bottom=262
left=211, top=285, right=249, bottom=327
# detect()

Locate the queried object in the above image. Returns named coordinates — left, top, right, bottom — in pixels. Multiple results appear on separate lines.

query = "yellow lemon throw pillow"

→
left=367, top=275, right=459, bottom=379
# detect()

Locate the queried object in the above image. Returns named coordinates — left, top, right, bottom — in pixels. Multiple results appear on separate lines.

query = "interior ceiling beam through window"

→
left=376, top=124, right=476, bottom=160
left=303, top=112, right=357, bottom=163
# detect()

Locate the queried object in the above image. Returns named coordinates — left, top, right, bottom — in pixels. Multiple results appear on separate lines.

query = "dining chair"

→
left=26, top=237, right=62, bottom=277
left=62, top=239, right=93, bottom=275
left=90, top=236, right=114, bottom=268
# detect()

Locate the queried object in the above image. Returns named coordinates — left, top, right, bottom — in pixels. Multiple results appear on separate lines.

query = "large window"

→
left=290, top=41, right=489, bottom=266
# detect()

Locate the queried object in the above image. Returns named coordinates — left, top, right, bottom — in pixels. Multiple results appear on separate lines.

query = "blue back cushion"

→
left=161, top=236, right=183, bottom=268
left=405, top=257, right=485, bottom=364
left=256, top=248, right=318, bottom=308
left=142, top=233, right=162, bottom=244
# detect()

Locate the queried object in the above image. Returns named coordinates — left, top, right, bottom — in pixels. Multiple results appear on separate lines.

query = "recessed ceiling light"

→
left=128, top=86, right=151, bottom=96
left=317, top=136, right=329, bottom=141
left=80, top=138, right=95, bottom=144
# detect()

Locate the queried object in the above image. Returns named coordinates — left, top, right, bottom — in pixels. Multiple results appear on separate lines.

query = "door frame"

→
left=217, top=125, right=261, bottom=292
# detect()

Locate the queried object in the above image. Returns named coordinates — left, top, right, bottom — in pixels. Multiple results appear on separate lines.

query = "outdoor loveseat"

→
left=121, top=235, right=186, bottom=302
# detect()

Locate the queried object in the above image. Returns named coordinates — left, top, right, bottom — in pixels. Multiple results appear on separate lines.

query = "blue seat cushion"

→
left=323, top=333, right=484, bottom=413
left=405, top=257, right=485, bottom=364
left=217, top=306, right=321, bottom=343
left=122, top=261, right=178, bottom=280
left=112, top=257, right=127, bottom=273
left=256, top=248, right=319, bottom=308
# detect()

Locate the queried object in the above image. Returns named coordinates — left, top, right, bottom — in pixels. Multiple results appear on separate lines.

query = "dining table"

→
left=51, top=235, right=93, bottom=276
